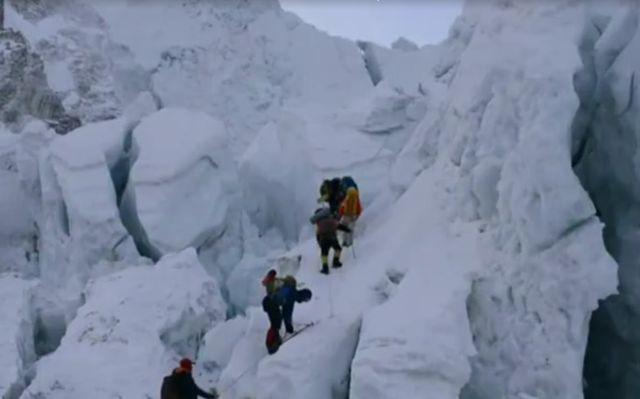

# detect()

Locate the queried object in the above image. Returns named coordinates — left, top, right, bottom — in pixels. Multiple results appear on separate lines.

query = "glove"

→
left=209, top=388, right=219, bottom=398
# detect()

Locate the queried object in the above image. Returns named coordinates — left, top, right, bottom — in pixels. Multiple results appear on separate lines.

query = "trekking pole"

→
left=351, top=241, right=356, bottom=260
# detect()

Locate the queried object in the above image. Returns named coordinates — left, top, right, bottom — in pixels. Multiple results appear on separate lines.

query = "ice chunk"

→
left=218, top=308, right=270, bottom=399
left=197, top=316, right=249, bottom=387
left=350, top=260, right=474, bottom=399
left=256, top=317, right=360, bottom=399
left=239, top=116, right=317, bottom=242
left=38, top=117, right=138, bottom=298
left=22, top=249, right=226, bottom=399
left=122, top=108, right=237, bottom=259
left=0, top=275, right=36, bottom=399
left=391, top=37, right=420, bottom=52
left=358, top=40, right=445, bottom=95
left=355, top=81, right=414, bottom=134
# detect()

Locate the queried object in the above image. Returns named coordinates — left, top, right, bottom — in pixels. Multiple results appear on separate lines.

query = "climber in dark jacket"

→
left=161, top=358, right=218, bottom=399
left=310, top=207, right=351, bottom=274
left=261, top=271, right=312, bottom=354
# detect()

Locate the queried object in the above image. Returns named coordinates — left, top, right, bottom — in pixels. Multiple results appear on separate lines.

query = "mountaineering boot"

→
left=332, top=258, right=342, bottom=268
left=321, top=264, right=330, bottom=275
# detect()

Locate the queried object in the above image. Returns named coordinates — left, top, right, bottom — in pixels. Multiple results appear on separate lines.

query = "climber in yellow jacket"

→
left=338, top=187, right=362, bottom=247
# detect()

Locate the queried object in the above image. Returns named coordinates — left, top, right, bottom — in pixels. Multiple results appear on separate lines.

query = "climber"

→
left=319, top=177, right=346, bottom=214
left=261, top=271, right=312, bottom=354
left=161, top=358, right=218, bottom=399
left=310, top=207, right=351, bottom=275
left=277, top=275, right=312, bottom=334
left=339, top=186, right=362, bottom=247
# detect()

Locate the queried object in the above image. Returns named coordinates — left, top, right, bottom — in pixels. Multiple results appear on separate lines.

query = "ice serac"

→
left=573, top=4, right=640, bottom=398
left=239, top=115, right=317, bottom=242
left=400, top=2, right=618, bottom=398
left=256, top=317, right=360, bottom=399
left=351, top=263, right=473, bottom=399
left=38, top=117, right=138, bottom=302
left=197, top=316, right=249, bottom=388
left=349, top=167, right=477, bottom=399
left=122, top=108, right=236, bottom=260
left=147, top=3, right=371, bottom=153
left=0, top=275, right=36, bottom=399
left=21, top=249, right=226, bottom=399
left=0, top=131, right=37, bottom=276
left=218, top=308, right=270, bottom=399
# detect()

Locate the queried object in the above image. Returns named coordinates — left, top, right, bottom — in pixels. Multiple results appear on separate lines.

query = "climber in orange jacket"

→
left=338, top=187, right=362, bottom=247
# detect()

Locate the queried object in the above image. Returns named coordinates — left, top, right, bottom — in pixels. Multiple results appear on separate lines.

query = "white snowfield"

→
left=0, top=275, right=36, bottom=399
left=21, top=249, right=226, bottom=399
left=0, top=0, right=632, bottom=398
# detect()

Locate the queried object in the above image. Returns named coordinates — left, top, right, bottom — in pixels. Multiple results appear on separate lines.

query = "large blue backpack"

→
left=341, top=176, right=358, bottom=191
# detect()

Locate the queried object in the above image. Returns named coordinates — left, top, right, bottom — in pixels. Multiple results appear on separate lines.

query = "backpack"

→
left=160, top=374, right=179, bottom=399
left=340, top=187, right=362, bottom=218
left=341, top=176, right=358, bottom=191
left=295, top=288, right=312, bottom=303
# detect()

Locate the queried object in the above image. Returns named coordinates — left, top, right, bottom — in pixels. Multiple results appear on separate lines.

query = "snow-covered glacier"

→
left=1, top=0, right=638, bottom=398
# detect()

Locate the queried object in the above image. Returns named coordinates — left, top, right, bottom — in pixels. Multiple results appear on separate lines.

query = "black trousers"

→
left=282, top=300, right=294, bottom=333
left=263, top=296, right=282, bottom=330
left=318, top=235, right=341, bottom=257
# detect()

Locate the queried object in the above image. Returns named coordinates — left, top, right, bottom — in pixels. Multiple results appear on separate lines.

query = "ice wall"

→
left=572, top=3, right=640, bottom=398
left=388, top=2, right=619, bottom=398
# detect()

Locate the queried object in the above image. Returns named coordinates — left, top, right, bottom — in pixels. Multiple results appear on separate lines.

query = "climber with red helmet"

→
left=161, top=358, right=218, bottom=399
